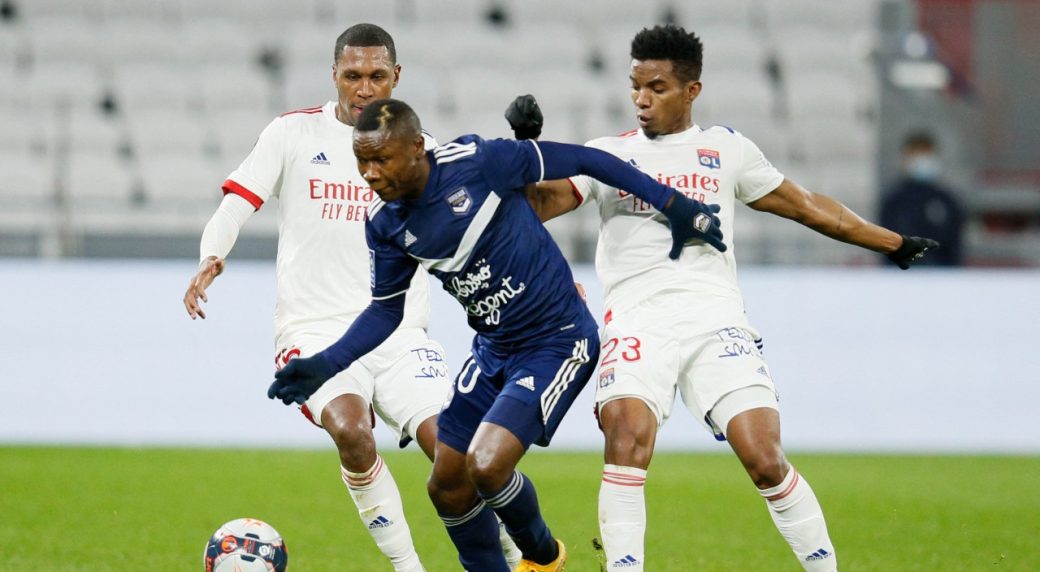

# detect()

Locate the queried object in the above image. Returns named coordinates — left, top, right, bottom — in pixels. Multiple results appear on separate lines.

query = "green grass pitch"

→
left=1, top=447, right=1037, bottom=571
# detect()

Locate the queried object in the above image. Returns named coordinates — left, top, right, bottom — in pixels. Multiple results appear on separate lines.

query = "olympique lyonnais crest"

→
left=447, top=187, right=472, bottom=215
left=697, top=148, right=721, bottom=169
left=599, top=367, right=615, bottom=388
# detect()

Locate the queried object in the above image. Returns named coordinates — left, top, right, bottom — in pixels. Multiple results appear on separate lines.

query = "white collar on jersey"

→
left=638, top=123, right=703, bottom=143
left=322, top=101, right=356, bottom=135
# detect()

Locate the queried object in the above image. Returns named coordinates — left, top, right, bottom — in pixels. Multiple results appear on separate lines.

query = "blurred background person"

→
left=880, top=131, right=965, bottom=266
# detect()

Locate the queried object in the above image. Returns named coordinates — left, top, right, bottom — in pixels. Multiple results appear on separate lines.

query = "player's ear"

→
left=686, top=80, right=702, bottom=104
left=393, top=64, right=401, bottom=88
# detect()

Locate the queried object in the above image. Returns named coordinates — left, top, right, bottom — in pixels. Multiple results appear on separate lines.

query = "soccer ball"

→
left=204, top=518, right=288, bottom=572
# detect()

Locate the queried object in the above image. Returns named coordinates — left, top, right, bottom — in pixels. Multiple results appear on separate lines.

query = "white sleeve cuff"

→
left=199, top=193, right=255, bottom=263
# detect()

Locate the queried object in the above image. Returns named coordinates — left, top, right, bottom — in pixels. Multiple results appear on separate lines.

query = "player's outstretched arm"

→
left=183, top=193, right=255, bottom=319
left=524, top=180, right=581, bottom=222
left=748, top=178, right=939, bottom=268
left=267, top=294, right=405, bottom=405
left=504, top=96, right=580, bottom=222
left=536, top=141, right=727, bottom=256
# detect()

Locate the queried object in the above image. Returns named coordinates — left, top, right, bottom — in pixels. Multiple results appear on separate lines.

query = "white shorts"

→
left=595, top=297, right=778, bottom=440
left=274, top=327, right=450, bottom=445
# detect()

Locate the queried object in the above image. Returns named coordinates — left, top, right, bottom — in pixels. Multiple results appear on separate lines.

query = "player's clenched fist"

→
left=184, top=256, right=225, bottom=320
left=662, top=193, right=726, bottom=258
left=267, top=353, right=338, bottom=405
left=505, top=94, right=543, bottom=141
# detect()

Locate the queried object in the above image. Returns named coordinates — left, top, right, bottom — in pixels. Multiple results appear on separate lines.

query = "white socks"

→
left=342, top=456, right=425, bottom=572
left=598, top=464, right=648, bottom=571
left=499, top=516, right=523, bottom=569
left=759, top=467, right=837, bottom=571
left=599, top=463, right=837, bottom=571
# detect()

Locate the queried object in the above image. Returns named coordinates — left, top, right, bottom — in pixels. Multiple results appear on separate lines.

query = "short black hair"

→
left=903, top=130, right=937, bottom=151
left=334, top=23, right=397, bottom=64
left=630, top=25, right=703, bottom=82
left=355, top=98, right=421, bottom=137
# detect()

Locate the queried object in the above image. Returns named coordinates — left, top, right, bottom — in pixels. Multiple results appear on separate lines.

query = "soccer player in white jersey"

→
left=508, top=25, right=938, bottom=571
left=182, top=24, right=521, bottom=571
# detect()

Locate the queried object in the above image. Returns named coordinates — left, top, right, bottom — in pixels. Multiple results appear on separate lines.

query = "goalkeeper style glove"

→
left=505, top=94, right=543, bottom=140
left=662, top=193, right=726, bottom=258
left=267, top=353, right=338, bottom=405
left=887, top=235, right=940, bottom=269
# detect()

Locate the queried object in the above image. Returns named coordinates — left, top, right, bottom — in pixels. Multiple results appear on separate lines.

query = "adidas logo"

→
left=310, top=152, right=330, bottom=165
left=805, top=548, right=832, bottom=561
left=612, top=554, right=640, bottom=567
left=367, top=516, right=393, bottom=529
left=515, top=376, right=535, bottom=391
left=404, top=230, right=418, bottom=247
left=756, top=365, right=771, bottom=378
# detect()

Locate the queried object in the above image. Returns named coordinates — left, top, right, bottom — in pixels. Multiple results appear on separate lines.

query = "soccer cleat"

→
left=592, top=537, right=607, bottom=572
left=515, top=539, right=567, bottom=571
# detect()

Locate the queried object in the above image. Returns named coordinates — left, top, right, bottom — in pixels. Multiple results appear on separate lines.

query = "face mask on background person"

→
left=906, top=153, right=942, bottom=182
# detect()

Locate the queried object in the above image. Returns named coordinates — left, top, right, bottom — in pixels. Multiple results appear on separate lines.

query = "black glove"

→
left=661, top=193, right=726, bottom=258
left=505, top=94, right=543, bottom=140
left=267, top=353, right=337, bottom=405
left=887, top=235, right=940, bottom=270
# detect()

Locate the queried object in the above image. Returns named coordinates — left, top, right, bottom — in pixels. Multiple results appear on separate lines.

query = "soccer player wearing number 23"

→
left=268, top=98, right=725, bottom=572
left=512, top=24, right=939, bottom=572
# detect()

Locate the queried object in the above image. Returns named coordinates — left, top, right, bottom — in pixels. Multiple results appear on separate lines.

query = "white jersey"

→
left=571, top=124, right=784, bottom=333
left=223, top=101, right=434, bottom=343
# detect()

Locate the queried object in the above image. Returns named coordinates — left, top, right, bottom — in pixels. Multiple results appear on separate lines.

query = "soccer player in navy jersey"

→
left=267, top=98, right=724, bottom=571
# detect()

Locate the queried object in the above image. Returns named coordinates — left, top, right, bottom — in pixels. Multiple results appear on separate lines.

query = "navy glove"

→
left=505, top=94, right=543, bottom=140
left=661, top=193, right=726, bottom=258
left=887, top=235, right=940, bottom=270
left=267, top=353, right=338, bottom=405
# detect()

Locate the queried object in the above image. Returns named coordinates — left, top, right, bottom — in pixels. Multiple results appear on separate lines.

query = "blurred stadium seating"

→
left=1, top=0, right=1032, bottom=265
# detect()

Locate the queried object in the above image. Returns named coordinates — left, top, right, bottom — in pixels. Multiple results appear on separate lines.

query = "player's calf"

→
left=429, top=442, right=511, bottom=571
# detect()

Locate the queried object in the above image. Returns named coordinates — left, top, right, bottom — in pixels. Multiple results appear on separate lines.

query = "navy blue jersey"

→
left=366, top=135, right=593, bottom=347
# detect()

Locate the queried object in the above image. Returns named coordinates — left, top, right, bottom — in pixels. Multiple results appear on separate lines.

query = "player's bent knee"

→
left=427, top=473, right=476, bottom=514
left=605, top=430, right=654, bottom=468
left=599, top=398, right=658, bottom=467
left=743, top=451, right=788, bottom=489
left=324, top=416, right=376, bottom=470
left=466, top=451, right=512, bottom=493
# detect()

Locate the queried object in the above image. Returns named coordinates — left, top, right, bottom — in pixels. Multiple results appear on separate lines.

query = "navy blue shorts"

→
left=437, top=322, right=600, bottom=454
